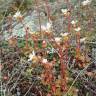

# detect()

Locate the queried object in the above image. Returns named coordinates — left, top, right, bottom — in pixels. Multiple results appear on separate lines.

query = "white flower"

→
left=28, top=50, right=35, bottom=61
left=46, top=22, right=52, bottom=29
left=82, top=0, right=92, bottom=6
left=55, top=37, right=61, bottom=42
left=60, top=32, right=69, bottom=37
left=80, top=37, right=87, bottom=43
left=74, top=27, right=81, bottom=32
left=42, top=59, right=48, bottom=63
left=41, top=25, right=46, bottom=31
left=61, top=9, right=69, bottom=15
left=71, top=20, right=78, bottom=25
left=13, top=11, right=22, bottom=19
left=41, top=22, right=52, bottom=32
